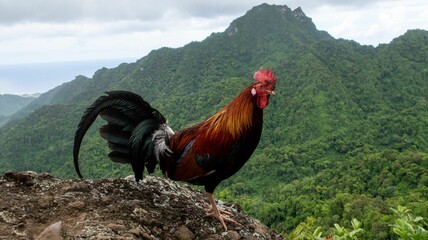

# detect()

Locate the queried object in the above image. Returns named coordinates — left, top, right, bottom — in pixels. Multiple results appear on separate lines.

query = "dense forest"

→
left=0, top=4, right=427, bottom=239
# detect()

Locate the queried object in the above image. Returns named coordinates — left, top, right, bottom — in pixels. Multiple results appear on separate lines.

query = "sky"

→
left=0, top=0, right=427, bottom=94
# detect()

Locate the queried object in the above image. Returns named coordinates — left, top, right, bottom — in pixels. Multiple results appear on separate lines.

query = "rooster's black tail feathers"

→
left=73, top=91, right=168, bottom=181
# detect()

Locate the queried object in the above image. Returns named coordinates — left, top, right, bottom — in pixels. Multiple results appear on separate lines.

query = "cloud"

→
left=0, top=0, right=245, bottom=64
left=0, top=0, right=426, bottom=63
left=0, top=0, right=420, bottom=25
left=310, top=0, right=428, bottom=45
left=0, top=0, right=159, bottom=24
left=0, top=0, right=252, bottom=25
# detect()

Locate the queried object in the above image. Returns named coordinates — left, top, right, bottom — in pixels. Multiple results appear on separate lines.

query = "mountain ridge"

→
left=0, top=94, right=37, bottom=127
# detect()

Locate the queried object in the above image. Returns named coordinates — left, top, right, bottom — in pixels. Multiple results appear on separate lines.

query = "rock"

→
left=65, top=181, right=91, bottom=192
left=174, top=225, right=194, bottom=240
left=0, top=211, right=17, bottom=224
left=152, top=226, right=162, bottom=235
left=38, top=195, right=54, bottom=208
left=141, top=231, right=153, bottom=239
left=36, top=221, right=62, bottom=240
left=128, top=227, right=143, bottom=236
left=224, top=230, right=240, bottom=240
left=107, top=223, right=127, bottom=233
left=254, top=222, right=270, bottom=238
left=0, top=172, right=283, bottom=239
left=94, top=233, right=112, bottom=239
left=4, top=171, right=37, bottom=185
left=205, top=235, right=222, bottom=240
left=101, top=195, right=112, bottom=204
left=68, top=200, right=85, bottom=209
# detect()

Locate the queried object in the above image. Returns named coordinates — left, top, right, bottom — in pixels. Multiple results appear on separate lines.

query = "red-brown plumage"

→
left=73, top=67, right=277, bottom=231
left=165, top=86, right=263, bottom=185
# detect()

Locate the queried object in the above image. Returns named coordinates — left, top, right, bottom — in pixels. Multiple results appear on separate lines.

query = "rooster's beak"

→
left=267, top=90, right=275, bottom=96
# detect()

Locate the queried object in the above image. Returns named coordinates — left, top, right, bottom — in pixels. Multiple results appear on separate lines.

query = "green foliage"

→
left=333, top=219, right=364, bottom=240
left=288, top=206, right=426, bottom=240
left=390, top=206, right=427, bottom=240
left=287, top=217, right=364, bottom=239
left=287, top=217, right=324, bottom=240
left=0, top=4, right=427, bottom=240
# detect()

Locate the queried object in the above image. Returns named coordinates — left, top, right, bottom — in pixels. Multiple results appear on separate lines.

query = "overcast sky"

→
left=0, top=0, right=427, bottom=94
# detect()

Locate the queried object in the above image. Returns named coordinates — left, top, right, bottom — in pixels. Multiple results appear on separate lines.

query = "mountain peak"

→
left=224, top=4, right=331, bottom=41
left=292, top=7, right=308, bottom=21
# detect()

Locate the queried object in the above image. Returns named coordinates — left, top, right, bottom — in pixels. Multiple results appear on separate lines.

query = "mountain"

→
left=0, top=4, right=427, bottom=239
left=0, top=94, right=37, bottom=126
left=1, top=171, right=282, bottom=239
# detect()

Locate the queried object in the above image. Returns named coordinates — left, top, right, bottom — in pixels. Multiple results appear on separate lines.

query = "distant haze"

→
left=0, top=59, right=133, bottom=94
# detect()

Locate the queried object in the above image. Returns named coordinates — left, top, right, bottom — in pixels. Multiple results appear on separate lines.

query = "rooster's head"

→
left=251, top=67, right=277, bottom=109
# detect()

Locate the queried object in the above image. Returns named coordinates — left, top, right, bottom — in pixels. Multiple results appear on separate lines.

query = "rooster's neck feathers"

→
left=201, top=86, right=261, bottom=141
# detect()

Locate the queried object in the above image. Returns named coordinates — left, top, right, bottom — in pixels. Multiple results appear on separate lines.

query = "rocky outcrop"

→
left=0, top=172, right=283, bottom=239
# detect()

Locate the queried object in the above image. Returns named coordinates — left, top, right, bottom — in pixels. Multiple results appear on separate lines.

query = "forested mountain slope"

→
left=0, top=94, right=36, bottom=126
left=0, top=4, right=427, bottom=239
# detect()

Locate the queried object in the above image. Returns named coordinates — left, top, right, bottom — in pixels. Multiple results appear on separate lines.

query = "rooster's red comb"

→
left=253, top=67, right=277, bottom=83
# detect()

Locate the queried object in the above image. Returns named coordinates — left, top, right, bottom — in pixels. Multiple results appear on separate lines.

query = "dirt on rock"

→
left=0, top=171, right=283, bottom=240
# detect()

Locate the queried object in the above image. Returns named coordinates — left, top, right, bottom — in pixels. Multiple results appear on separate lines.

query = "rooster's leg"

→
left=207, top=205, right=234, bottom=216
left=206, top=192, right=239, bottom=231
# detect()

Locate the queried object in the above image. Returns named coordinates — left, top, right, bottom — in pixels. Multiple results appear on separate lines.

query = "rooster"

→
left=73, top=67, right=277, bottom=230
